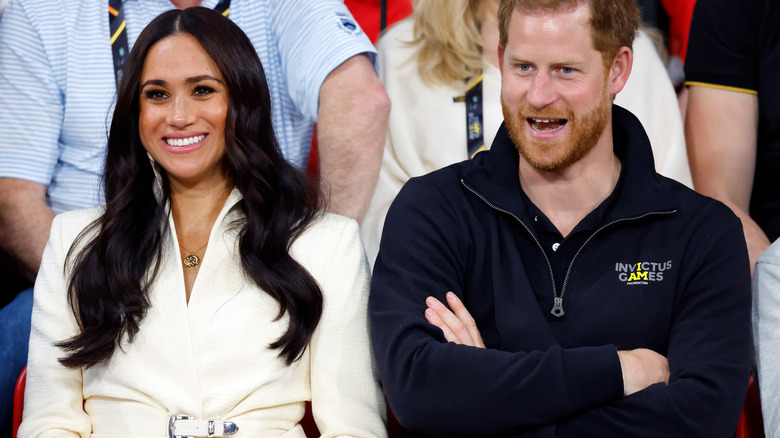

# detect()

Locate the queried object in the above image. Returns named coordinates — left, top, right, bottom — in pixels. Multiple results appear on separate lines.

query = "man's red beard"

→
left=502, top=86, right=610, bottom=172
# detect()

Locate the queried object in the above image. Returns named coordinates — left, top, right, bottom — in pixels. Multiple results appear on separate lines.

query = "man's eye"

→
left=519, top=64, right=531, bottom=71
left=193, top=85, right=215, bottom=96
left=561, top=67, right=573, bottom=74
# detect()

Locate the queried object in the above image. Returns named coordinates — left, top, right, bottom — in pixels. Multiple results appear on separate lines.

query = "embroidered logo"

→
left=615, top=261, right=672, bottom=285
left=335, top=12, right=362, bottom=36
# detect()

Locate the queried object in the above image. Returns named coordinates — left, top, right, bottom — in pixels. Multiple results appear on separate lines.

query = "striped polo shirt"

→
left=0, top=0, right=377, bottom=214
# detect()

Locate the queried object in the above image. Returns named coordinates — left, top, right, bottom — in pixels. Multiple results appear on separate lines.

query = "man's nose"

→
left=526, top=73, right=558, bottom=109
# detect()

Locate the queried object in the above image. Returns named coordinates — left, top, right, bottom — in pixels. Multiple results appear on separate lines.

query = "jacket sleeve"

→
left=369, top=178, right=625, bottom=436
left=554, top=202, right=751, bottom=437
left=18, top=213, right=91, bottom=437
left=307, top=216, right=387, bottom=438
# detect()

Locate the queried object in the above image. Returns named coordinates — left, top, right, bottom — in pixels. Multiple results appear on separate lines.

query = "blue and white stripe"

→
left=0, top=0, right=377, bottom=214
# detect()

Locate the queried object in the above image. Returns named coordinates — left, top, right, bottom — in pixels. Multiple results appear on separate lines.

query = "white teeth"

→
left=165, top=134, right=205, bottom=147
left=530, top=118, right=566, bottom=132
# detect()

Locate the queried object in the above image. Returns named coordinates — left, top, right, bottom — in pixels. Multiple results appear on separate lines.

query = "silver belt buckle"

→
left=169, top=414, right=239, bottom=437
left=169, top=415, right=194, bottom=438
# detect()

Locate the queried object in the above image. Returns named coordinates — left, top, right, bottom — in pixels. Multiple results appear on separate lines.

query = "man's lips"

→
left=528, top=118, right=567, bottom=132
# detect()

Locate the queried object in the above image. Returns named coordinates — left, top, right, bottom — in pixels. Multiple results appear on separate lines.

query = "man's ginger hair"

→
left=498, top=0, right=641, bottom=68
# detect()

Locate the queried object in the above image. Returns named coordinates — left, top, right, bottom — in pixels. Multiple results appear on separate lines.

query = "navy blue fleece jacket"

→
left=369, top=106, right=752, bottom=437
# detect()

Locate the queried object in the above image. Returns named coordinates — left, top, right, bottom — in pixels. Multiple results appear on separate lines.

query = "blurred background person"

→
left=362, top=0, right=691, bottom=265
left=19, top=7, right=384, bottom=437
left=685, top=0, right=775, bottom=274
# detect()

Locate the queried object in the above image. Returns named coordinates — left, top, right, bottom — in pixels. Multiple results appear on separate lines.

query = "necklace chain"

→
left=179, top=242, right=208, bottom=269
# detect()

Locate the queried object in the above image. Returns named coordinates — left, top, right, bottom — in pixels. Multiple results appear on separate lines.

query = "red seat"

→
left=12, top=366, right=26, bottom=438
left=736, top=376, right=765, bottom=438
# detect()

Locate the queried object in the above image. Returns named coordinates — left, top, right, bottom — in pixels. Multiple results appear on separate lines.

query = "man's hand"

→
left=617, top=348, right=670, bottom=396
left=424, top=292, right=485, bottom=348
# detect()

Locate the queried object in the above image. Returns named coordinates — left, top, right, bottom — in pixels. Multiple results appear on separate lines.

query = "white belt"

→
left=168, top=415, right=239, bottom=437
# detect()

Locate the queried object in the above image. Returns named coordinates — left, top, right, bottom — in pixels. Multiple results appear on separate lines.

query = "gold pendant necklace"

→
left=179, top=242, right=208, bottom=268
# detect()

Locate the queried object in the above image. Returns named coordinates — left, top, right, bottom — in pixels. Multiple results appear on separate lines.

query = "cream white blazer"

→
left=20, top=189, right=386, bottom=438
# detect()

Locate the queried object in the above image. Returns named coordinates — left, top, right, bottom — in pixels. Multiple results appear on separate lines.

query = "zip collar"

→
left=460, top=105, right=679, bottom=317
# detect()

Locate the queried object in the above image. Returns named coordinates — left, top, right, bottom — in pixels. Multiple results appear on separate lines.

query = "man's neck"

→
left=518, top=137, right=621, bottom=238
left=170, top=0, right=202, bottom=9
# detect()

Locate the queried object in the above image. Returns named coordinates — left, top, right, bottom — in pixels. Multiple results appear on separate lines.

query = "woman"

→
left=362, top=0, right=692, bottom=265
left=19, top=7, right=385, bottom=438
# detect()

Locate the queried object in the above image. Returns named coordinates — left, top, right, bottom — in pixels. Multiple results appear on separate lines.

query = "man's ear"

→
left=607, top=46, right=633, bottom=95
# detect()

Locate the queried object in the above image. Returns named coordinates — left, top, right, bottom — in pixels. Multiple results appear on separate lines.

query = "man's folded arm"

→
left=555, top=205, right=752, bottom=437
left=371, top=179, right=751, bottom=437
left=369, top=178, right=626, bottom=435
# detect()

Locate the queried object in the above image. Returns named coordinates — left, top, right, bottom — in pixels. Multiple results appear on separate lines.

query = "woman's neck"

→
left=170, top=179, right=232, bottom=301
left=170, top=181, right=233, bottom=237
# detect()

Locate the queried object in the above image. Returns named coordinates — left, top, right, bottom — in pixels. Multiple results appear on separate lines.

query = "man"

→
left=0, top=0, right=389, bottom=432
left=684, top=0, right=774, bottom=274
left=370, top=0, right=751, bottom=436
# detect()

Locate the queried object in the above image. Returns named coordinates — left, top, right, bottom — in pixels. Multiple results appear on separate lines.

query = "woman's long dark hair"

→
left=57, top=7, right=323, bottom=368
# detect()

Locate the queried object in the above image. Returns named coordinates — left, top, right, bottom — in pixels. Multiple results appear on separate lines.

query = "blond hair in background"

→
left=411, top=0, right=484, bottom=85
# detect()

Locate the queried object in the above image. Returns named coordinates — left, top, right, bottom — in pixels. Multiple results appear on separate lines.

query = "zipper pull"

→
left=550, top=297, right=565, bottom=317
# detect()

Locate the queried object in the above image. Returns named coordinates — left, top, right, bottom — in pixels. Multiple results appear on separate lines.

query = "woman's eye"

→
left=144, top=90, right=167, bottom=100
left=193, top=85, right=215, bottom=96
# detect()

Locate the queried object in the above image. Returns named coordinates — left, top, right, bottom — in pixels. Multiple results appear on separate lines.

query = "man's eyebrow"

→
left=554, top=58, right=585, bottom=65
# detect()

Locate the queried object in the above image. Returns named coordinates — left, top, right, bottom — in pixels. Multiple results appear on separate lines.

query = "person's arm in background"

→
left=0, top=179, right=55, bottom=281
left=683, top=0, right=768, bottom=274
left=269, top=1, right=389, bottom=224
left=685, top=85, right=766, bottom=273
left=0, top=0, right=66, bottom=282
left=317, top=53, right=389, bottom=224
